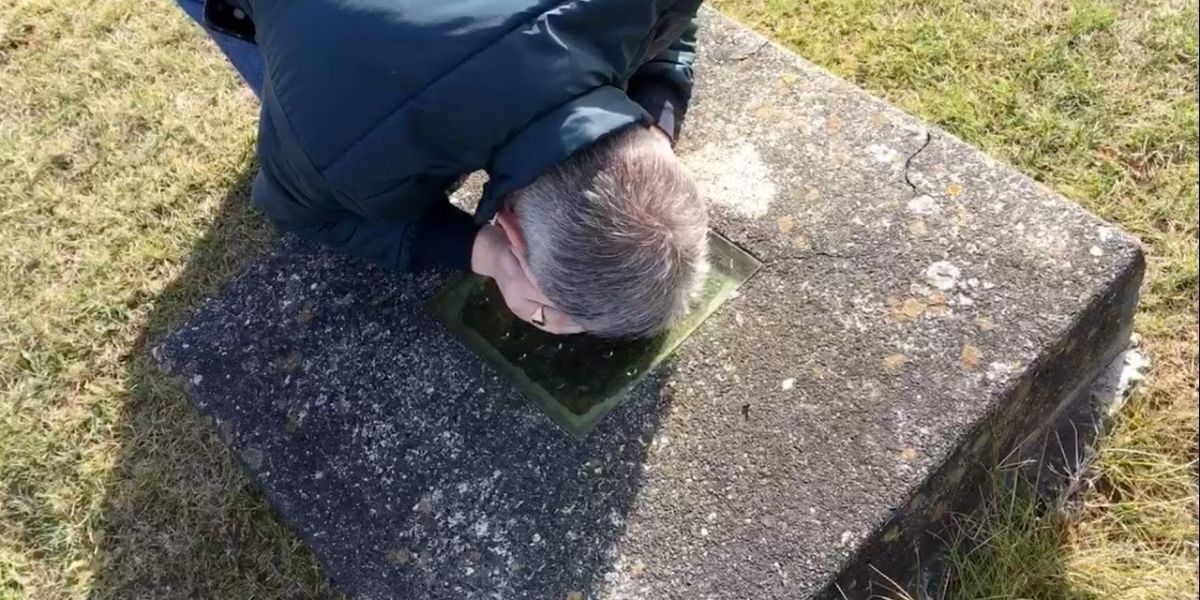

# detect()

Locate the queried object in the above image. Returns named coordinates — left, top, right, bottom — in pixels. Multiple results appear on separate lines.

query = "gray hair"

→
left=510, top=126, right=709, bottom=338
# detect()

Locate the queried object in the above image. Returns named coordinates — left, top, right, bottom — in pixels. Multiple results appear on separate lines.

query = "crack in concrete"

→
left=902, top=130, right=934, bottom=194
left=732, top=40, right=770, bottom=62
left=760, top=132, right=933, bottom=272
left=761, top=133, right=934, bottom=272
left=764, top=250, right=862, bottom=271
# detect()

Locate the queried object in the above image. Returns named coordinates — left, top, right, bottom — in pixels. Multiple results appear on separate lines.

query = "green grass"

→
left=1, top=2, right=330, bottom=597
left=1, top=0, right=1197, bottom=598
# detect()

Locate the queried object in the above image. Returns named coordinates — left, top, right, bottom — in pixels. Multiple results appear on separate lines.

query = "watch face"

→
left=431, top=232, right=761, bottom=438
left=203, top=0, right=256, bottom=42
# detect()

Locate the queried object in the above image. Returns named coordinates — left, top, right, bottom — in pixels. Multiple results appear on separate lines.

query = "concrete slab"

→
left=157, top=10, right=1143, bottom=600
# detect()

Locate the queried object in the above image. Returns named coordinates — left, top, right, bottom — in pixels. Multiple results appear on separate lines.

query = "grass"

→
left=1, top=2, right=330, bottom=597
left=1, top=0, right=1196, bottom=598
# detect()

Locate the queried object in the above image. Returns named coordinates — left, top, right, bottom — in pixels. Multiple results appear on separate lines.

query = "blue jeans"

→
left=174, top=0, right=264, bottom=97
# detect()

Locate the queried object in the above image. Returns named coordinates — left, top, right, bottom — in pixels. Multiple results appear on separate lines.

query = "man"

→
left=190, top=0, right=710, bottom=338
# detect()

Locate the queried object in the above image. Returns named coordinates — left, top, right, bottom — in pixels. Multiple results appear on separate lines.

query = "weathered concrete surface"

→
left=158, top=10, right=1143, bottom=600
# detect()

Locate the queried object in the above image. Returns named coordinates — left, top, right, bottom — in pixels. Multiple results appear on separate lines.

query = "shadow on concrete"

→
left=89, top=167, right=674, bottom=599
left=88, top=169, right=337, bottom=598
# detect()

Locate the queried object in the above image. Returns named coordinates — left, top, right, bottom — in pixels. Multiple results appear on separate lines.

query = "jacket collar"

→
left=478, top=85, right=649, bottom=222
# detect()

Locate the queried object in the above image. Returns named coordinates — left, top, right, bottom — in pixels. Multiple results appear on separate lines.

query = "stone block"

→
left=158, top=10, right=1143, bottom=599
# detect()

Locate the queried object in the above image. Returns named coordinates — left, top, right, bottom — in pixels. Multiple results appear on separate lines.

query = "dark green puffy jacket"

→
left=237, top=0, right=702, bottom=271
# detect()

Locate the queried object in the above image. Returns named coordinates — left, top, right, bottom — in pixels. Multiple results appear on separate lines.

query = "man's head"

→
left=498, top=126, right=709, bottom=339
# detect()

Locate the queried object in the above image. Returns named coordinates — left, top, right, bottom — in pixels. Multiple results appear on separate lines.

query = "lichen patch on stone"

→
left=684, top=141, right=777, bottom=218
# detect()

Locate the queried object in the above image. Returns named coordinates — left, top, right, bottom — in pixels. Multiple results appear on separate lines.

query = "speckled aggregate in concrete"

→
left=158, top=10, right=1143, bottom=600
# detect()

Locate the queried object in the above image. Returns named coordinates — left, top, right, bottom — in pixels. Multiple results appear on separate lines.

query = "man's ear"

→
left=495, top=206, right=527, bottom=256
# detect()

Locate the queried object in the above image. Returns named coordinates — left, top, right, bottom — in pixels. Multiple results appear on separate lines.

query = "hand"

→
left=471, top=225, right=584, bottom=335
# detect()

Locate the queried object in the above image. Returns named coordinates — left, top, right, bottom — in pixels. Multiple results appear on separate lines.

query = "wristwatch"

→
left=203, top=0, right=256, bottom=44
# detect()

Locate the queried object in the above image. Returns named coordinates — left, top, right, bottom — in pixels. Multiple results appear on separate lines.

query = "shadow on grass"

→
left=849, top=468, right=1085, bottom=600
left=927, top=473, right=1084, bottom=600
left=904, top=405, right=1126, bottom=600
left=89, top=170, right=337, bottom=599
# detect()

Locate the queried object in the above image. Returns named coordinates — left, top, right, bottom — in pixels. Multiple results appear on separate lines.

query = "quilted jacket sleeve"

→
left=626, top=16, right=698, bottom=142
left=253, top=113, right=478, bottom=272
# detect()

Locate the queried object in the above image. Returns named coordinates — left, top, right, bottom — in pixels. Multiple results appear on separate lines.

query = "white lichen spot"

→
left=1089, top=245, right=1104, bottom=256
left=1112, top=348, right=1150, bottom=416
left=781, top=378, right=795, bottom=391
left=906, top=194, right=938, bottom=215
left=986, top=362, right=1020, bottom=382
left=925, top=261, right=961, bottom=290
left=840, top=530, right=854, bottom=545
left=682, top=142, right=777, bottom=217
left=473, top=518, right=489, bottom=538
left=867, top=144, right=899, bottom=164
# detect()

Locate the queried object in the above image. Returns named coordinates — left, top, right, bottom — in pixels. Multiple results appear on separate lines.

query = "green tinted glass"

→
left=431, top=232, right=760, bottom=438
